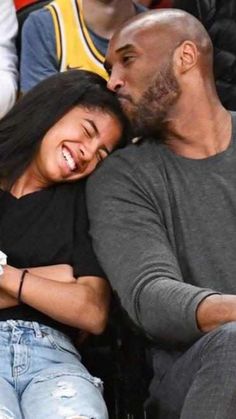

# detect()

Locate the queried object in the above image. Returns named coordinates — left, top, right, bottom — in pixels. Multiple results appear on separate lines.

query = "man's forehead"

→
left=108, top=9, right=186, bottom=59
left=109, top=24, right=155, bottom=56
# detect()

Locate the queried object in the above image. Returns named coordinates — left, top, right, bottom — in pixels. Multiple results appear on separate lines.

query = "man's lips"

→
left=117, top=94, right=133, bottom=103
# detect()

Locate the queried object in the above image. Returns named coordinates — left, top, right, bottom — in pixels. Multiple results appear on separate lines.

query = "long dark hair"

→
left=0, top=70, right=128, bottom=189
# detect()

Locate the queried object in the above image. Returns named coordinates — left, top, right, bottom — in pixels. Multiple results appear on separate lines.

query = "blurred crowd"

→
left=1, top=0, right=236, bottom=119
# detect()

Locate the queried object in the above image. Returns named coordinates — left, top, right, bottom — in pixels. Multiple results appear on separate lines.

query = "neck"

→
left=163, top=89, right=231, bottom=159
left=82, top=0, right=136, bottom=39
left=10, top=167, right=47, bottom=198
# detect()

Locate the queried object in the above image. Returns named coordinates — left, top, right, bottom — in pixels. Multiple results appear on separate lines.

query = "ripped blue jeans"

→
left=0, top=320, right=108, bottom=419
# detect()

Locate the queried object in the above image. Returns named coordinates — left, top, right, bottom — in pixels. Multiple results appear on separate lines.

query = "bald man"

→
left=87, top=9, right=236, bottom=419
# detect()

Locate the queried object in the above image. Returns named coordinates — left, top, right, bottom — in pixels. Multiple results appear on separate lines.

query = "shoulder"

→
left=87, top=139, right=167, bottom=199
left=94, top=138, right=164, bottom=170
left=22, top=7, right=54, bottom=38
left=20, top=7, right=57, bottom=92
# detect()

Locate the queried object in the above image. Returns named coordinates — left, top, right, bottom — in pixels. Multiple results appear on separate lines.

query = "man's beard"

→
left=129, top=62, right=181, bottom=140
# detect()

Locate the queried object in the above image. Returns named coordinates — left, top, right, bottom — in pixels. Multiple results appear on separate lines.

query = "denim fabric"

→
left=0, top=320, right=108, bottom=419
left=146, top=321, right=236, bottom=419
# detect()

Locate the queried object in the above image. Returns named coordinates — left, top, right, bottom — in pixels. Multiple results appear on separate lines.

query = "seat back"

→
left=80, top=295, right=151, bottom=418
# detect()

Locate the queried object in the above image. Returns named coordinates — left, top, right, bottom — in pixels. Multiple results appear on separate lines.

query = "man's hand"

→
left=197, top=294, right=236, bottom=332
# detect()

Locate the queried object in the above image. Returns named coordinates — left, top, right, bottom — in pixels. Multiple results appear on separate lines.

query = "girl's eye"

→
left=83, top=126, right=93, bottom=138
left=96, top=149, right=108, bottom=163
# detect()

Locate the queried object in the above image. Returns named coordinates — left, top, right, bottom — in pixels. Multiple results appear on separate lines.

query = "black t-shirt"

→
left=0, top=180, right=104, bottom=337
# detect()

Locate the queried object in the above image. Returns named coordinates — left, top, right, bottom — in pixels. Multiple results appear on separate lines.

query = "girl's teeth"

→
left=62, top=147, right=76, bottom=171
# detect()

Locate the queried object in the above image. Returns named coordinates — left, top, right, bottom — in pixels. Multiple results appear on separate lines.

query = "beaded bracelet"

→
left=18, top=269, right=28, bottom=303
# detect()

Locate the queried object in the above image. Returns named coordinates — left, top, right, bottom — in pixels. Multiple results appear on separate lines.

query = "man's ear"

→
left=173, top=40, right=199, bottom=74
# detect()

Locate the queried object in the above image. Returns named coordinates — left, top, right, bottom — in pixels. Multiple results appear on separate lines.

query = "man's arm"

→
left=0, top=0, right=18, bottom=118
left=87, top=151, right=218, bottom=345
left=20, top=8, right=58, bottom=93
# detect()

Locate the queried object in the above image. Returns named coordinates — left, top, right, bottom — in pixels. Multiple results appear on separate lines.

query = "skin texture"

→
left=0, top=105, right=122, bottom=334
left=105, top=9, right=235, bottom=333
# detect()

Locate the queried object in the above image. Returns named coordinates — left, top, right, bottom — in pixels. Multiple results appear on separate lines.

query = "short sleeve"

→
left=20, top=8, right=58, bottom=92
left=73, top=181, right=105, bottom=279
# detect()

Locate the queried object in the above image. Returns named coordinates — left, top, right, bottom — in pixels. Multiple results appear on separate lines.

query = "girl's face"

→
left=30, top=106, right=122, bottom=186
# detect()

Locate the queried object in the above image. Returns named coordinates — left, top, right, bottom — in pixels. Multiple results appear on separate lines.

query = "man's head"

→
left=105, top=9, right=214, bottom=137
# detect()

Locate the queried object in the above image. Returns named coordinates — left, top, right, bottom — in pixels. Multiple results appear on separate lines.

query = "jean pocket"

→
left=45, top=333, right=81, bottom=358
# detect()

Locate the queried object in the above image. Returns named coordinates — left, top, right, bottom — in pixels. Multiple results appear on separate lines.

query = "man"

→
left=87, top=8, right=236, bottom=419
left=19, top=0, right=146, bottom=93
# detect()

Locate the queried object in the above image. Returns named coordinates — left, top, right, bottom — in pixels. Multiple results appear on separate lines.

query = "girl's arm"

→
left=0, top=264, right=110, bottom=334
left=0, top=264, right=76, bottom=309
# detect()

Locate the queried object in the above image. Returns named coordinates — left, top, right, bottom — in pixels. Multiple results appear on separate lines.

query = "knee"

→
left=202, top=321, right=236, bottom=359
left=0, top=407, right=15, bottom=419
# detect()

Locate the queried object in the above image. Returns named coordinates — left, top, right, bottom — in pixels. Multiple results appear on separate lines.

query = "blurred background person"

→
left=173, top=0, right=236, bottom=111
left=20, top=0, right=146, bottom=93
left=14, top=0, right=39, bottom=10
left=0, top=0, right=18, bottom=119
left=137, top=0, right=172, bottom=8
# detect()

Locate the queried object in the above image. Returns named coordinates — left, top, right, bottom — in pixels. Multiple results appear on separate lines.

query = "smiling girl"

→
left=0, top=70, right=127, bottom=419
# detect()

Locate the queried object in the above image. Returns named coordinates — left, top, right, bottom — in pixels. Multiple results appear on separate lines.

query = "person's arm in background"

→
left=20, top=8, right=58, bottom=93
left=0, top=0, right=18, bottom=119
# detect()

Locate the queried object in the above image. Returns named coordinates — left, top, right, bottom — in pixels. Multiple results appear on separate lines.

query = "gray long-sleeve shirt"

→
left=87, top=112, right=236, bottom=347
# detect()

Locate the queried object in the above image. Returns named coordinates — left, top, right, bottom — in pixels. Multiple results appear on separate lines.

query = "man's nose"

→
left=107, top=72, right=124, bottom=92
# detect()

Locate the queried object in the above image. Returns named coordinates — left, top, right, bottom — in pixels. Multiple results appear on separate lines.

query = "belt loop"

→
left=7, top=320, right=16, bottom=330
left=32, top=322, right=42, bottom=338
